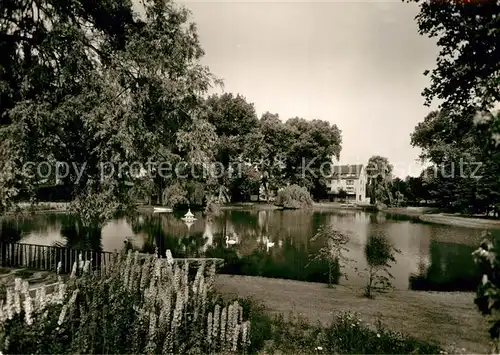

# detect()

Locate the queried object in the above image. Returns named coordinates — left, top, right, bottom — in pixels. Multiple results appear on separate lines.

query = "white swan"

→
left=225, top=236, right=238, bottom=246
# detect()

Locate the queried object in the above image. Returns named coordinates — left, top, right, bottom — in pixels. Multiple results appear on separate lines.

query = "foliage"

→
left=366, top=156, right=393, bottom=206
left=359, top=234, right=399, bottom=298
left=308, top=225, right=355, bottom=287
left=387, top=175, right=432, bottom=206
left=204, top=93, right=260, bottom=201
left=258, top=310, right=441, bottom=354
left=406, top=0, right=500, bottom=219
left=204, top=95, right=344, bottom=202
left=14, top=270, right=34, bottom=279
left=257, top=112, right=291, bottom=201
left=0, top=0, right=219, bottom=224
left=163, top=183, right=189, bottom=208
left=275, top=185, right=313, bottom=209
left=266, top=313, right=322, bottom=354
left=411, top=109, right=500, bottom=215
left=472, top=231, right=500, bottom=351
left=0, top=0, right=345, bottom=212
left=321, top=312, right=440, bottom=354
left=406, top=0, right=500, bottom=117
left=338, top=188, right=348, bottom=202
left=284, top=118, right=342, bottom=199
left=228, top=165, right=261, bottom=202
left=0, top=251, right=250, bottom=354
left=235, top=297, right=273, bottom=353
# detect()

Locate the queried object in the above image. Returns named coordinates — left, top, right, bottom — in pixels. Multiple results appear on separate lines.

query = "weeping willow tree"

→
left=366, top=156, right=394, bottom=206
left=0, top=0, right=220, bottom=226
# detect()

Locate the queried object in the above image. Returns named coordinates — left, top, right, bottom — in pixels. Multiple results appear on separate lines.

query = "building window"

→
left=346, top=180, right=354, bottom=185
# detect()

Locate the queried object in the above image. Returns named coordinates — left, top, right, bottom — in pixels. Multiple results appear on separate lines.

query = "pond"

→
left=0, top=208, right=497, bottom=291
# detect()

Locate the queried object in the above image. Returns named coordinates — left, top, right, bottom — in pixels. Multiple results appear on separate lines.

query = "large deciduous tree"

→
left=257, top=112, right=292, bottom=201
left=204, top=93, right=260, bottom=202
left=285, top=118, right=342, bottom=200
left=366, top=156, right=393, bottom=206
left=0, top=0, right=219, bottom=223
left=411, top=109, right=500, bottom=215
left=407, top=0, right=500, bottom=146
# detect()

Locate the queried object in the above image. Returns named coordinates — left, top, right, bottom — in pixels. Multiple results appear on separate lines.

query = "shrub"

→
left=260, top=310, right=441, bottom=354
left=237, top=297, right=273, bottom=353
left=359, top=234, right=400, bottom=298
left=308, top=225, right=354, bottom=287
left=0, top=251, right=250, bottom=354
left=472, top=231, right=500, bottom=352
left=275, top=185, right=313, bottom=209
left=321, top=312, right=440, bottom=354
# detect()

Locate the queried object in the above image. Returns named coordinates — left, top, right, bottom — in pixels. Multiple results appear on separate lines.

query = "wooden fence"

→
left=0, top=242, right=224, bottom=275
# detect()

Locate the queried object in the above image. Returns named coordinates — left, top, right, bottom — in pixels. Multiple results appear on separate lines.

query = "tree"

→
left=411, top=109, right=500, bottom=214
left=284, top=118, right=342, bottom=200
left=404, top=176, right=427, bottom=205
left=0, top=0, right=219, bottom=225
left=407, top=0, right=500, bottom=146
left=204, top=93, right=259, bottom=202
left=228, top=164, right=261, bottom=202
left=366, top=156, right=393, bottom=206
left=308, top=225, right=355, bottom=288
left=257, top=112, right=292, bottom=201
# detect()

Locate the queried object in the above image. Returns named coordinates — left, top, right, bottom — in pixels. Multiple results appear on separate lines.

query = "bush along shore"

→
left=0, top=250, right=446, bottom=354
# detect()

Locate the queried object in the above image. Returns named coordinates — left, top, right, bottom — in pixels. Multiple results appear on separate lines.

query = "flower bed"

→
left=0, top=251, right=250, bottom=354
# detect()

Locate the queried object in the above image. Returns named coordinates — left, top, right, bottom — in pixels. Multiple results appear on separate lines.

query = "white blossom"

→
left=70, top=262, right=77, bottom=279
left=83, top=260, right=90, bottom=274
left=22, top=282, right=33, bottom=325
left=166, top=250, right=174, bottom=265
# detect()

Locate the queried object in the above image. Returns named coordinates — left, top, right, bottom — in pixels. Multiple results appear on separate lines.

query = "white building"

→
left=327, top=164, right=369, bottom=203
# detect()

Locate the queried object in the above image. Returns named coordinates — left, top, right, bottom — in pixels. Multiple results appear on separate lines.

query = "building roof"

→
left=330, top=164, right=364, bottom=179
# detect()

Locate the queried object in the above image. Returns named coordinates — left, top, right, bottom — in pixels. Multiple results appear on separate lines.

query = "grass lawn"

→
left=215, top=275, right=492, bottom=353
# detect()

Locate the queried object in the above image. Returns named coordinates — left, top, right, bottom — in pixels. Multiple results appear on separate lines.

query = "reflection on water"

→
left=0, top=209, right=496, bottom=291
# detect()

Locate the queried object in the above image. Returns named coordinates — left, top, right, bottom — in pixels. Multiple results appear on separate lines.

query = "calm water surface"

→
left=1, top=209, right=497, bottom=291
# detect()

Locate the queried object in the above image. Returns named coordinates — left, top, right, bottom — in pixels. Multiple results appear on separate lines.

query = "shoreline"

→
left=419, top=213, right=500, bottom=230
left=4, top=201, right=500, bottom=230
